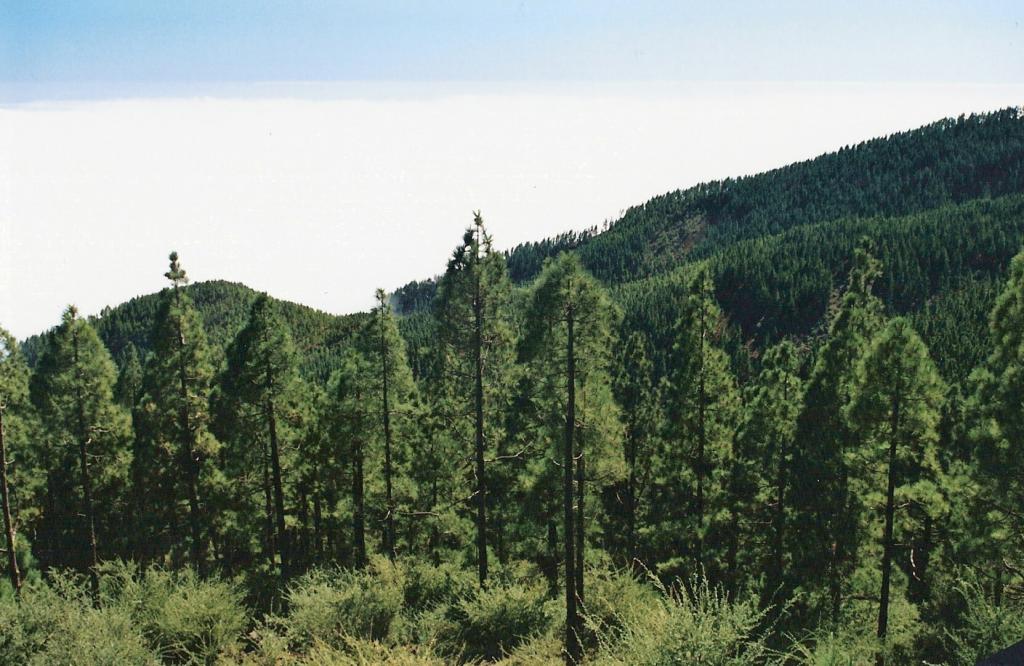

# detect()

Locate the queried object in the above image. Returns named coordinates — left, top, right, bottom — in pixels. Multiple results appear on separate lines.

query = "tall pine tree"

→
left=610, top=330, right=661, bottom=571
left=791, top=240, right=884, bottom=622
left=654, top=265, right=739, bottom=582
left=0, top=327, right=30, bottom=593
left=433, top=212, right=516, bottom=586
left=30, top=306, right=132, bottom=596
left=218, top=295, right=303, bottom=578
left=134, top=252, right=221, bottom=571
left=367, top=290, right=418, bottom=561
left=966, top=246, right=1024, bottom=602
left=736, top=339, right=804, bottom=603
left=520, top=253, right=622, bottom=664
left=846, top=318, right=946, bottom=641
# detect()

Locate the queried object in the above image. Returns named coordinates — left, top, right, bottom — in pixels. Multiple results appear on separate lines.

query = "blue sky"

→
left=2, top=1, right=1022, bottom=93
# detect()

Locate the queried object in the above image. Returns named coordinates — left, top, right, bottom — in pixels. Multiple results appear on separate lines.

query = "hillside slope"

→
left=504, top=107, right=1024, bottom=285
left=21, top=280, right=367, bottom=382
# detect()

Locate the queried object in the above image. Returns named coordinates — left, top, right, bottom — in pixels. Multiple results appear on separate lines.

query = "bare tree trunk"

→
left=0, top=408, right=21, bottom=594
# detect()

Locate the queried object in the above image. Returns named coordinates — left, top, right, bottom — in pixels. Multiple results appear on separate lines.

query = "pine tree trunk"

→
left=77, top=432, right=99, bottom=598
left=177, top=341, right=205, bottom=574
left=575, top=446, right=585, bottom=607
left=0, top=408, right=22, bottom=594
left=267, top=399, right=288, bottom=578
left=312, top=472, right=323, bottom=558
left=877, top=394, right=900, bottom=640
left=380, top=307, right=396, bottom=561
left=262, top=442, right=276, bottom=566
left=474, top=273, right=488, bottom=587
left=297, top=483, right=309, bottom=565
left=563, top=304, right=581, bottom=665
left=73, top=328, right=100, bottom=600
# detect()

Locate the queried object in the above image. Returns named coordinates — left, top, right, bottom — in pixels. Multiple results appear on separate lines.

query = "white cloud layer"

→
left=3, top=82, right=1023, bottom=339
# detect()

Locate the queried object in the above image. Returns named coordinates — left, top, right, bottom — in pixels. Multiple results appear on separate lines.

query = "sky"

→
left=1, top=2, right=1023, bottom=338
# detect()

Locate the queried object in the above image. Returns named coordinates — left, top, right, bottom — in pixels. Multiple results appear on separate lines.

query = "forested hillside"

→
left=502, top=107, right=1024, bottom=285
left=4, top=109, right=1024, bottom=665
left=20, top=280, right=368, bottom=383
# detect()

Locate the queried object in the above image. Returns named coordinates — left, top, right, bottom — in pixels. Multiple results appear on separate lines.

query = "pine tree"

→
left=30, top=306, right=132, bottom=596
left=966, top=246, right=1024, bottom=600
left=433, top=212, right=516, bottom=586
left=520, top=253, right=622, bottom=664
left=0, top=327, right=30, bottom=593
left=218, top=295, right=302, bottom=578
left=846, top=318, right=946, bottom=640
left=791, top=240, right=885, bottom=622
left=610, top=330, right=661, bottom=570
left=655, top=265, right=739, bottom=582
left=367, top=290, right=418, bottom=561
left=325, top=348, right=376, bottom=567
left=134, top=252, right=220, bottom=572
left=736, top=339, right=804, bottom=603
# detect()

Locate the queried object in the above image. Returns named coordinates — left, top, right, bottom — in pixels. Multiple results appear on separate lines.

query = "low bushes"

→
left=589, top=574, right=772, bottom=665
left=432, top=581, right=555, bottom=661
left=0, top=571, right=156, bottom=665
left=283, top=558, right=405, bottom=648
left=1, top=559, right=1013, bottom=664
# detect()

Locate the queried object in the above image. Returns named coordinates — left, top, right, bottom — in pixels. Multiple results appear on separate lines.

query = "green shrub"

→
left=945, top=576, right=1024, bottom=665
left=401, top=558, right=474, bottom=612
left=591, top=574, right=772, bottom=665
left=436, top=581, right=554, bottom=662
left=35, top=604, right=158, bottom=665
left=304, top=636, right=446, bottom=665
left=581, top=568, right=661, bottom=648
left=0, top=571, right=157, bottom=665
left=285, top=558, right=404, bottom=648
left=496, top=632, right=564, bottom=665
left=98, top=561, right=247, bottom=664
left=785, top=629, right=877, bottom=666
